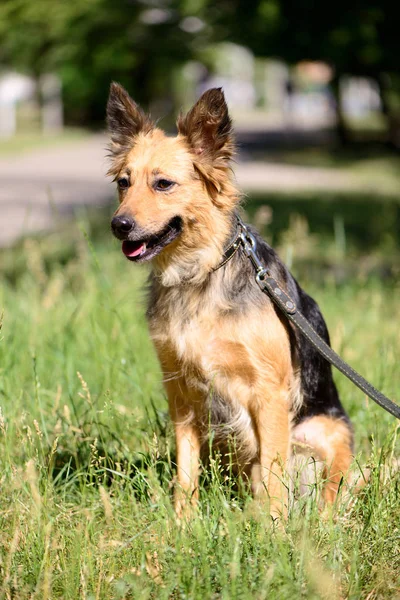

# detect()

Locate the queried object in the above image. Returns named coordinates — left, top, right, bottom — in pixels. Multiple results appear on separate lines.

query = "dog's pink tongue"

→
left=122, top=240, right=146, bottom=258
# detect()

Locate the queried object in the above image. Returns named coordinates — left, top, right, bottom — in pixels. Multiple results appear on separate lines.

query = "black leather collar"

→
left=212, top=217, right=243, bottom=272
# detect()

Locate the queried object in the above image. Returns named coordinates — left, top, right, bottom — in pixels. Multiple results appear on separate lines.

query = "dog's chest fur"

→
left=147, top=271, right=294, bottom=463
left=148, top=281, right=238, bottom=390
left=147, top=272, right=293, bottom=411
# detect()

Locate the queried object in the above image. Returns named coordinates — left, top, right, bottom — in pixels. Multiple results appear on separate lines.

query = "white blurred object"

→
left=341, top=76, right=381, bottom=118
left=40, top=74, right=63, bottom=133
left=198, top=43, right=256, bottom=110
left=0, top=72, right=35, bottom=137
left=0, top=71, right=64, bottom=137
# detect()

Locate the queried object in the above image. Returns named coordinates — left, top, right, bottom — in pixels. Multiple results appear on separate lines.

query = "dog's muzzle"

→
left=111, top=214, right=135, bottom=240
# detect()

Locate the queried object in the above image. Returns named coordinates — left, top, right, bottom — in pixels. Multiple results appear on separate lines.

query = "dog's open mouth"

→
left=122, top=216, right=182, bottom=262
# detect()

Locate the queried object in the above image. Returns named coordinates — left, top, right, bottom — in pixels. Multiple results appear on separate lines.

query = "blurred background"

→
left=1, top=8, right=400, bottom=591
left=1, top=8, right=400, bottom=572
left=1, top=0, right=400, bottom=279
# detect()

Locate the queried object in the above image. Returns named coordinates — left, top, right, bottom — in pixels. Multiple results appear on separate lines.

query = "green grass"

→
left=0, top=128, right=89, bottom=156
left=258, top=147, right=400, bottom=198
left=0, top=214, right=399, bottom=599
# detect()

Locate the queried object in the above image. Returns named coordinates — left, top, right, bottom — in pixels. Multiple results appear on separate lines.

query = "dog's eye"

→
left=117, top=177, right=129, bottom=189
left=155, top=179, right=174, bottom=191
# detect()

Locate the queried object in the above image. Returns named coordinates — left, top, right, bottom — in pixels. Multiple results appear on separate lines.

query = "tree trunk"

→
left=377, top=74, right=400, bottom=150
left=331, top=75, right=349, bottom=146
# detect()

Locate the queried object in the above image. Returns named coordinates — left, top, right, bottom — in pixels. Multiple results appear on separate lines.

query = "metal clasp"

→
left=239, top=226, right=267, bottom=276
left=255, top=269, right=268, bottom=291
left=237, top=220, right=297, bottom=313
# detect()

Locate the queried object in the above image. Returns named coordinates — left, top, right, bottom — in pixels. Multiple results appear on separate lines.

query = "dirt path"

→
left=234, top=160, right=357, bottom=194
left=0, top=135, right=112, bottom=247
left=0, top=134, right=362, bottom=247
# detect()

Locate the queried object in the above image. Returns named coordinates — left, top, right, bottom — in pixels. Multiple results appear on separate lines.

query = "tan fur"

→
left=150, top=285, right=293, bottom=517
left=113, top=129, right=236, bottom=287
left=291, top=416, right=353, bottom=503
left=107, top=84, right=352, bottom=519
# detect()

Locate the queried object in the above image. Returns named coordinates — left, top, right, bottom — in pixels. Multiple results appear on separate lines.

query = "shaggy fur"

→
left=107, top=83, right=353, bottom=519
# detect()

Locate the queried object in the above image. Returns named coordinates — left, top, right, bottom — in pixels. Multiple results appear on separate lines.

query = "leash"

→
left=216, top=217, right=400, bottom=420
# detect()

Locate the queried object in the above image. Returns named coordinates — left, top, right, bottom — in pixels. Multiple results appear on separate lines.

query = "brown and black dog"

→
left=107, top=83, right=353, bottom=519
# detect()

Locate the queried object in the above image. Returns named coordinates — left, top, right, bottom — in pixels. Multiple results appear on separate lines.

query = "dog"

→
left=107, top=83, right=353, bottom=519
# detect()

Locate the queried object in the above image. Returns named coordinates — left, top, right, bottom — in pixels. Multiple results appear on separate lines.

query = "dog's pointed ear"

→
left=177, top=88, right=234, bottom=164
left=107, top=82, right=153, bottom=158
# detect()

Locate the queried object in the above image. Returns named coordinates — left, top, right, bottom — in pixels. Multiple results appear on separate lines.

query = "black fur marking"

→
left=220, top=223, right=352, bottom=433
left=146, top=219, right=352, bottom=445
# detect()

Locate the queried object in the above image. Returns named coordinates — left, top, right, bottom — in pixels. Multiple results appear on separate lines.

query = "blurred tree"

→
left=1, top=0, right=399, bottom=138
left=205, top=0, right=398, bottom=80
left=0, top=0, right=203, bottom=124
left=204, top=0, right=400, bottom=144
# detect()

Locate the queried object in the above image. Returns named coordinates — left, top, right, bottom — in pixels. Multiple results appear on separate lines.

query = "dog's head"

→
left=107, top=83, right=239, bottom=285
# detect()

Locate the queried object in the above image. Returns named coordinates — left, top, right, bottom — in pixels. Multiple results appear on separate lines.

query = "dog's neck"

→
left=153, top=209, right=239, bottom=288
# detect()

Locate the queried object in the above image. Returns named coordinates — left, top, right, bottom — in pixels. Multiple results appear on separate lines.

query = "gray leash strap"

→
left=238, top=221, right=400, bottom=420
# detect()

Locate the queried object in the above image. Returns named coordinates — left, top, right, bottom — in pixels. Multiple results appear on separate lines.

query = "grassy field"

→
left=0, top=128, right=89, bottom=156
left=0, top=206, right=399, bottom=599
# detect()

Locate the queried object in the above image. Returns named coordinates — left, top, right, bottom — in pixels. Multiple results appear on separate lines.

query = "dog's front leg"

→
left=250, top=389, right=290, bottom=520
left=165, top=381, right=201, bottom=519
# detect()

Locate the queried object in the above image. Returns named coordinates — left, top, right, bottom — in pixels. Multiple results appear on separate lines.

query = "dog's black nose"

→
left=111, top=215, right=135, bottom=239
